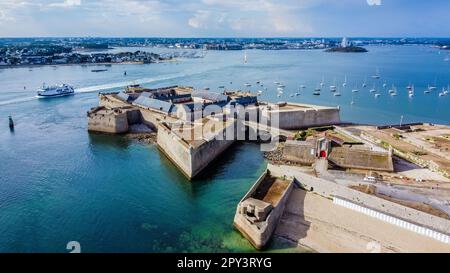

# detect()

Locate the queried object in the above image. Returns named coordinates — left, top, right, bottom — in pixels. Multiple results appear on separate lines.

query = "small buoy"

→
left=9, top=115, right=14, bottom=129
left=124, top=71, right=127, bottom=76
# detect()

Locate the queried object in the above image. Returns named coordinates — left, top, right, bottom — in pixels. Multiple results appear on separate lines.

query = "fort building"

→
left=233, top=169, right=294, bottom=249
left=87, top=84, right=342, bottom=179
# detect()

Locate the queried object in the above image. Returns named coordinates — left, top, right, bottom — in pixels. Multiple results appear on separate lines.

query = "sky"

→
left=0, top=0, right=449, bottom=37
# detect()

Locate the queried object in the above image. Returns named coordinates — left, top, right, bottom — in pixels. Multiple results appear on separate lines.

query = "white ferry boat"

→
left=36, top=84, right=75, bottom=98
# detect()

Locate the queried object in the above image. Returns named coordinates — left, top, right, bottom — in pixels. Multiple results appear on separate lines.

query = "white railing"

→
left=333, top=197, right=450, bottom=245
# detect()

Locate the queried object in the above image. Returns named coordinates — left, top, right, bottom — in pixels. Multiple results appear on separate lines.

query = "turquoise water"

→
left=0, top=45, right=449, bottom=252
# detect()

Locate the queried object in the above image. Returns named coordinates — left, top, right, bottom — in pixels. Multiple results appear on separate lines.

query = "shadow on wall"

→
left=393, top=156, right=422, bottom=172
left=271, top=187, right=312, bottom=252
left=88, top=133, right=132, bottom=150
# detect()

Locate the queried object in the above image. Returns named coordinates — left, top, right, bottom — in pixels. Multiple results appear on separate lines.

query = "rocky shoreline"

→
left=125, top=132, right=157, bottom=145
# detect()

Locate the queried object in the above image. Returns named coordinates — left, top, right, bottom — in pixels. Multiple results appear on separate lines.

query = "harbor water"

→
left=0, top=45, right=449, bottom=252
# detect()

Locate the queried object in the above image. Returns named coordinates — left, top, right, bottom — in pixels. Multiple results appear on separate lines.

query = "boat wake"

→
left=0, top=72, right=187, bottom=106
left=75, top=72, right=186, bottom=94
left=0, top=96, right=37, bottom=106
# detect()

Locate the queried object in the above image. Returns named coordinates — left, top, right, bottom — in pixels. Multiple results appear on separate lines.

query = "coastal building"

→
left=157, top=116, right=236, bottom=178
left=279, top=127, right=394, bottom=172
left=88, top=84, right=342, bottom=179
left=261, top=102, right=341, bottom=130
left=282, top=138, right=330, bottom=165
left=233, top=169, right=294, bottom=249
left=87, top=106, right=141, bottom=134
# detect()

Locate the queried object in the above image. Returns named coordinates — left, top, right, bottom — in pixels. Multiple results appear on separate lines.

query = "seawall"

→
left=156, top=121, right=236, bottom=179
left=264, top=103, right=341, bottom=130
left=233, top=170, right=295, bottom=249
left=268, top=164, right=450, bottom=244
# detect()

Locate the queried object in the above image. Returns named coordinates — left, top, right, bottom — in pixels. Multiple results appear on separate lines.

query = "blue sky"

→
left=0, top=0, right=449, bottom=37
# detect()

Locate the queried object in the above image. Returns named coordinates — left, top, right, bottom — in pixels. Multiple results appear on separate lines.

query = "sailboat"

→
left=408, top=85, right=415, bottom=98
left=342, top=75, right=347, bottom=87
left=277, top=86, right=283, bottom=97
left=334, top=87, right=341, bottom=96
left=352, top=83, right=359, bottom=93
left=351, top=96, right=355, bottom=105
left=330, top=78, right=337, bottom=91
left=429, top=78, right=437, bottom=91
left=320, top=76, right=325, bottom=87
left=406, top=82, right=413, bottom=90
left=370, top=84, right=376, bottom=93
left=439, top=86, right=448, bottom=97
left=314, top=83, right=321, bottom=92
left=389, top=84, right=398, bottom=96
left=383, top=81, right=387, bottom=88
left=388, top=84, right=395, bottom=94
left=362, top=76, right=367, bottom=88
left=243, top=51, right=248, bottom=64
left=371, top=68, right=380, bottom=79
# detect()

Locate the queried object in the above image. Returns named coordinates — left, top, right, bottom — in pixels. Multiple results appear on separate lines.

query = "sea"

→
left=0, top=45, right=449, bottom=252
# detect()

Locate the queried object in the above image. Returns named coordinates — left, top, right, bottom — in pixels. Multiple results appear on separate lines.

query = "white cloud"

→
left=0, top=0, right=34, bottom=23
left=188, top=10, right=227, bottom=29
left=367, top=0, right=381, bottom=6
left=188, top=0, right=313, bottom=35
left=188, top=10, right=210, bottom=29
left=95, top=0, right=163, bottom=22
left=48, top=0, right=81, bottom=8
left=0, top=9, right=13, bottom=22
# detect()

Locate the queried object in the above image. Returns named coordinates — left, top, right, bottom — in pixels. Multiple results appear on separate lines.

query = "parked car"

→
left=363, top=176, right=377, bottom=183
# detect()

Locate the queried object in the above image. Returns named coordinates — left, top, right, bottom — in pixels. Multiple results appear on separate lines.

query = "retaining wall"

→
left=156, top=122, right=235, bottom=179
left=267, top=107, right=340, bottom=130
left=87, top=107, right=129, bottom=134
left=157, top=123, right=192, bottom=177
left=334, top=197, right=450, bottom=244
left=282, top=141, right=316, bottom=165
left=268, top=164, right=450, bottom=238
left=233, top=170, right=295, bottom=249
left=362, top=132, right=450, bottom=179
left=328, top=147, right=394, bottom=172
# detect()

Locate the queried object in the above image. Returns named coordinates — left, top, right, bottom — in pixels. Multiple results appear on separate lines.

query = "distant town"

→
left=0, top=45, right=169, bottom=67
left=1, top=37, right=449, bottom=67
